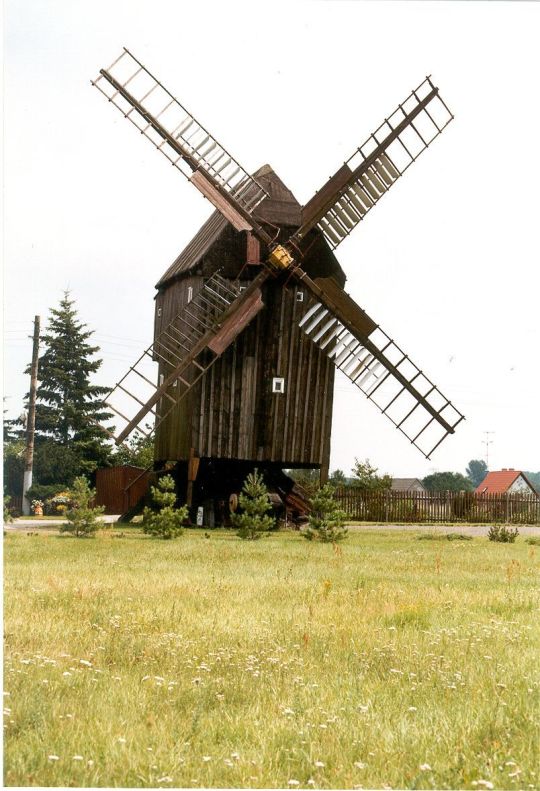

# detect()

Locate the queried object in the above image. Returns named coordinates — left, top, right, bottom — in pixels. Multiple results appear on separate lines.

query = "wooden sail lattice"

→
left=313, top=77, right=453, bottom=249
left=298, top=298, right=464, bottom=458
left=92, top=48, right=268, bottom=215
left=104, top=272, right=242, bottom=443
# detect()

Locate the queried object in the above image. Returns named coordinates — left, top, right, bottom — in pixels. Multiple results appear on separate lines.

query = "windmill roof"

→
left=475, top=469, right=522, bottom=494
left=156, top=165, right=341, bottom=288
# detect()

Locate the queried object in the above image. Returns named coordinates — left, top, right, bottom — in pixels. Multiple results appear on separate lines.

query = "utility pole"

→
left=22, top=316, right=40, bottom=516
left=482, top=431, right=494, bottom=469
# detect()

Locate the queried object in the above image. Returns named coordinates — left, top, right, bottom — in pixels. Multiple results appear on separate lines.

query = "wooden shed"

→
left=95, top=466, right=150, bottom=515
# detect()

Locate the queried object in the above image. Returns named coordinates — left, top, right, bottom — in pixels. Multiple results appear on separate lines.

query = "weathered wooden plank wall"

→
left=154, top=277, right=335, bottom=468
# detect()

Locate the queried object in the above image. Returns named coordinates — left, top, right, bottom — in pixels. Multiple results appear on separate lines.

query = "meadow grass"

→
left=3, top=528, right=539, bottom=789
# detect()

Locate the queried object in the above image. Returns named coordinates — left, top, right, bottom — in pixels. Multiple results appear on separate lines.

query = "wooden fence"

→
left=333, top=488, right=540, bottom=525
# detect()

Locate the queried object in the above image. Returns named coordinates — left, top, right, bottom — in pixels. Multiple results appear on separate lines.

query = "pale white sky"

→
left=3, top=0, right=539, bottom=478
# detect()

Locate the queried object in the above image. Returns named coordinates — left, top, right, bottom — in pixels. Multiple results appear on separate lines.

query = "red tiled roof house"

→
left=475, top=469, right=537, bottom=495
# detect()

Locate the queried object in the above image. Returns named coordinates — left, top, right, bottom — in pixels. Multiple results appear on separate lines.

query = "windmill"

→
left=92, top=48, right=464, bottom=519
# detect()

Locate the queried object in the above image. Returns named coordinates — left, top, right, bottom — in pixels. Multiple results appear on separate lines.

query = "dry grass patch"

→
left=4, top=528, right=539, bottom=788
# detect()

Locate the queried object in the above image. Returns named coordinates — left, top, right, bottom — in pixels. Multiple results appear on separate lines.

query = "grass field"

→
left=3, top=528, right=539, bottom=789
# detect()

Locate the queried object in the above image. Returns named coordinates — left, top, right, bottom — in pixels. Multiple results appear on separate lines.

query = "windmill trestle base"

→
left=155, top=458, right=318, bottom=527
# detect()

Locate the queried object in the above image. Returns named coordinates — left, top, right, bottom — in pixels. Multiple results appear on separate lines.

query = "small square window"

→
left=157, top=307, right=162, bottom=317
left=187, top=286, right=193, bottom=303
left=296, top=291, right=304, bottom=303
left=239, top=285, right=247, bottom=292
left=272, top=377, right=285, bottom=394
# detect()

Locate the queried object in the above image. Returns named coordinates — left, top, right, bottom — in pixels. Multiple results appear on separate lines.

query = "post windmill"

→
left=92, top=48, right=464, bottom=520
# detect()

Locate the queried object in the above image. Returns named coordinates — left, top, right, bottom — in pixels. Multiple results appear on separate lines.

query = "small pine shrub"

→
left=60, top=477, right=104, bottom=537
left=143, top=474, right=186, bottom=539
left=304, top=483, right=348, bottom=543
left=231, top=470, right=275, bottom=540
left=488, top=524, right=519, bottom=543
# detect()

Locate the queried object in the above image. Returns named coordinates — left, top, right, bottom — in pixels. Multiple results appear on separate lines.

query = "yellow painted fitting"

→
left=268, top=244, right=294, bottom=270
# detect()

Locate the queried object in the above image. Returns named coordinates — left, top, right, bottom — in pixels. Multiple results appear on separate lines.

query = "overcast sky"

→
left=3, top=0, right=539, bottom=479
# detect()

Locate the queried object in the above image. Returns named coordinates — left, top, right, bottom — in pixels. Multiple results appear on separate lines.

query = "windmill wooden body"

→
left=92, top=49, right=465, bottom=517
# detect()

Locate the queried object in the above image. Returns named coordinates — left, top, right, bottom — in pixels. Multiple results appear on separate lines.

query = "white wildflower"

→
left=283, top=707, right=295, bottom=716
left=408, top=706, right=417, bottom=712
left=307, top=779, right=316, bottom=787
left=48, top=754, right=60, bottom=761
left=419, top=763, right=432, bottom=771
left=202, top=755, right=211, bottom=762
left=288, top=780, right=300, bottom=787
left=141, top=675, right=150, bottom=682
left=314, top=760, right=325, bottom=768
left=231, top=752, right=240, bottom=760
left=79, top=659, right=92, bottom=667
left=157, top=777, right=173, bottom=783
left=72, top=755, right=83, bottom=761
left=224, top=759, right=233, bottom=767
left=117, top=737, right=126, bottom=744
left=63, top=672, right=72, bottom=677
left=354, top=762, right=367, bottom=769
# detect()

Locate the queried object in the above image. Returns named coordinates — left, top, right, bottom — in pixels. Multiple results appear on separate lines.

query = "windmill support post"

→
left=22, top=315, right=40, bottom=516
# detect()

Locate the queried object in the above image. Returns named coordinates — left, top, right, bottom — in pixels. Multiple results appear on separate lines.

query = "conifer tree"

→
left=29, top=292, right=112, bottom=478
left=143, top=474, right=186, bottom=539
left=60, top=477, right=105, bottom=537
left=304, top=483, right=348, bottom=542
left=231, top=469, right=275, bottom=540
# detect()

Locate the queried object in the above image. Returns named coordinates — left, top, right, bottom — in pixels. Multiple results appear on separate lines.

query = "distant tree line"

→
left=289, top=457, right=539, bottom=494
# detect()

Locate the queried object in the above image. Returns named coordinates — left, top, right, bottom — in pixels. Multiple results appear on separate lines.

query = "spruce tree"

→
left=29, top=292, right=112, bottom=479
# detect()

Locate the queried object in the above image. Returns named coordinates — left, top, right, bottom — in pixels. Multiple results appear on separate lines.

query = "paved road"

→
left=5, top=518, right=540, bottom=537
left=4, top=515, right=120, bottom=531
left=346, top=522, right=540, bottom=537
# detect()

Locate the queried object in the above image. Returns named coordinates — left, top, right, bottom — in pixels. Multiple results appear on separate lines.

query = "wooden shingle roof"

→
left=156, top=164, right=344, bottom=289
left=156, top=165, right=302, bottom=288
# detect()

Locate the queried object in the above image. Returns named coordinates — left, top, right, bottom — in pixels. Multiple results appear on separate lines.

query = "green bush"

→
left=142, top=474, right=186, bottom=539
left=488, top=524, right=519, bottom=543
left=304, top=483, right=348, bottom=543
left=525, top=536, right=540, bottom=546
left=231, top=470, right=275, bottom=540
left=3, top=493, right=13, bottom=524
left=60, top=477, right=104, bottom=537
left=25, top=483, right=63, bottom=506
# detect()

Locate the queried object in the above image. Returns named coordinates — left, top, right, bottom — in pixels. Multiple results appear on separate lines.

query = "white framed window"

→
left=187, top=286, right=193, bottom=303
left=159, top=373, right=164, bottom=386
left=272, top=377, right=285, bottom=394
left=296, top=291, right=304, bottom=303
left=157, top=307, right=162, bottom=317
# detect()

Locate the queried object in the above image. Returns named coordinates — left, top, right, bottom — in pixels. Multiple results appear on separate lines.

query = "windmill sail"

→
left=92, top=49, right=269, bottom=227
left=297, top=276, right=464, bottom=458
left=294, top=77, right=453, bottom=250
left=104, top=270, right=268, bottom=444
